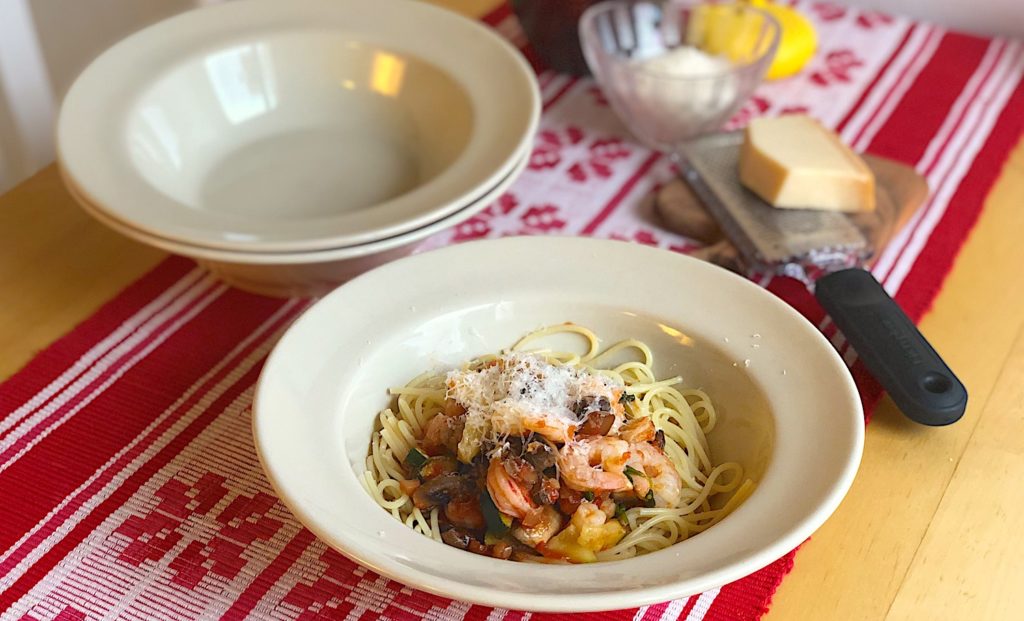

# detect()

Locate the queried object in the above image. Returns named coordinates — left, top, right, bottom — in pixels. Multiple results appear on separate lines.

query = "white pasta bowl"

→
left=253, top=237, right=863, bottom=611
left=58, top=0, right=538, bottom=253
left=62, top=153, right=527, bottom=298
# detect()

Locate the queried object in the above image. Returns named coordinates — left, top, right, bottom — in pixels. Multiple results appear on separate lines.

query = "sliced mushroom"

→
left=531, top=477, right=560, bottom=506
left=422, top=414, right=466, bottom=456
left=441, top=527, right=473, bottom=550
left=490, top=540, right=513, bottom=560
left=444, top=496, right=486, bottom=530
left=577, top=410, right=615, bottom=436
left=412, top=473, right=473, bottom=509
left=523, top=441, right=556, bottom=472
left=501, top=455, right=539, bottom=488
left=573, top=395, right=611, bottom=418
left=653, top=429, right=666, bottom=450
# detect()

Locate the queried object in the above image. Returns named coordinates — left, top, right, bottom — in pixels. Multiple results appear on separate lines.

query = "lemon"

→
left=759, top=1, right=817, bottom=79
left=694, top=0, right=817, bottom=81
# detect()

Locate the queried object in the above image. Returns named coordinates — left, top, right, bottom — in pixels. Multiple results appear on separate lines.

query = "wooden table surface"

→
left=3, top=1, right=1022, bottom=619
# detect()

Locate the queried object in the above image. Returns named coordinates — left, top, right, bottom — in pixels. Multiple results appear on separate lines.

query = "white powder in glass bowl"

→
left=607, top=46, right=740, bottom=149
left=638, top=46, right=732, bottom=76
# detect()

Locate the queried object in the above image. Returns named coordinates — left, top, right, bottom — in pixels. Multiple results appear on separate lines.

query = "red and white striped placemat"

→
left=2, top=2, right=1023, bottom=619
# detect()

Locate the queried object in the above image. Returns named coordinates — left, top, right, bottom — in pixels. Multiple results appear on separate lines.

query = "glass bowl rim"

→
left=579, top=0, right=783, bottom=81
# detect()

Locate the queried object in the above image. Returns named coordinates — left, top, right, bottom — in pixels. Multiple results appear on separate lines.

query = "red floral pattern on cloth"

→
left=856, top=11, right=895, bottom=30
left=811, top=2, right=847, bottom=22
left=452, top=193, right=520, bottom=241
left=726, top=95, right=772, bottom=128
left=607, top=228, right=702, bottom=257
left=451, top=216, right=491, bottom=241
left=280, top=548, right=484, bottom=621
left=528, top=126, right=585, bottom=171
left=587, top=84, right=610, bottom=107
left=567, top=137, right=632, bottom=183
left=18, top=606, right=89, bottom=621
left=610, top=228, right=659, bottom=246
left=810, top=49, right=866, bottom=86
left=4, top=2, right=1024, bottom=620
left=520, top=204, right=567, bottom=232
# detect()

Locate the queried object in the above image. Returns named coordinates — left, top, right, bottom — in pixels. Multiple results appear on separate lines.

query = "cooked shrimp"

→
left=487, top=458, right=538, bottom=520
left=557, top=437, right=632, bottom=493
left=617, top=416, right=656, bottom=443
left=522, top=410, right=577, bottom=442
left=444, top=398, right=466, bottom=417
left=492, top=405, right=577, bottom=443
left=625, top=442, right=682, bottom=508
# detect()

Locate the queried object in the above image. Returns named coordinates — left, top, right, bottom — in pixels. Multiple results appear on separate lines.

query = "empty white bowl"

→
left=64, top=152, right=528, bottom=298
left=58, top=0, right=539, bottom=252
left=254, top=236, right=864, bottom=611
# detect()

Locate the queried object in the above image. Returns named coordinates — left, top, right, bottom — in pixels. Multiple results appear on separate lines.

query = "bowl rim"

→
left=252, top=236, right=865, bottom=612
left=61, top=149, right=529, bottom=264
left=57, top=0, right=540, bottom=253
left=579, top=0, right=782, bottom=81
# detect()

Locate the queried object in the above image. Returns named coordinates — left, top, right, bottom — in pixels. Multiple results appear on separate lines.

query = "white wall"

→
left=0, top=0, right=206, bottom=194
left=841, top=0, right=1024, bottom=38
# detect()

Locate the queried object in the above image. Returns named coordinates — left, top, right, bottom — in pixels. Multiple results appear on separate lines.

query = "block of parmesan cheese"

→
left=739, top=115, right=875, bottom=212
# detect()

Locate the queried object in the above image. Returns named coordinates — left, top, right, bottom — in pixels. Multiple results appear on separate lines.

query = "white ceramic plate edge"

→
left=62, top=149, right=528, bottom=264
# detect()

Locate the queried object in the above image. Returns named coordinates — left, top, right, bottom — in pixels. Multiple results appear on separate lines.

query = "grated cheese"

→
left=446, top=352, right=622, bottom=462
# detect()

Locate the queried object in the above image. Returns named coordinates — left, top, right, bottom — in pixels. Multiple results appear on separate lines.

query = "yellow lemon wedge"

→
left=759, top=1, right=817, bottom=79
left=693, top=0, right=817, bottom=81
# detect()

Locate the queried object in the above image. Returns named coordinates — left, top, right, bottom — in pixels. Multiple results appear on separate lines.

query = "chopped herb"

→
left=623, top=466, right=655, bottom=506
left=405, top=448, right=428, bottom=469
left=614, top=503, right=629, bottom=526
left=618, top=392, right=636, bottom=404
left=623, top=465, right=645, bottom=482
left=582, top=491, right=595, bottom=502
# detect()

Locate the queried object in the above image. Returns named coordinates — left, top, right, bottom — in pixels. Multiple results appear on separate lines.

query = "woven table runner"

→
left=3, top=1, right=1024, bottom=619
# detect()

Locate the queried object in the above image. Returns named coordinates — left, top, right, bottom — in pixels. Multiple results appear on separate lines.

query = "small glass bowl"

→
left=580, top=0, right=780, bottom=150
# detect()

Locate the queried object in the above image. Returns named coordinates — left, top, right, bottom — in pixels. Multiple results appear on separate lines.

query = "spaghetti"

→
left=360, top=324, right=753, bottom=562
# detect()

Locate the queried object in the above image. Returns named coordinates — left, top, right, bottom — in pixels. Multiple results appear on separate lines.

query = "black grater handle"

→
left=814, top=268, right=967, bottom=426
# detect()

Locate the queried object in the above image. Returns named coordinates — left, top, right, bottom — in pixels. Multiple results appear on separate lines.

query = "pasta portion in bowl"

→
left=253, top=236, right=863, bottom=611
left=361, top=324, right=754, bottom=563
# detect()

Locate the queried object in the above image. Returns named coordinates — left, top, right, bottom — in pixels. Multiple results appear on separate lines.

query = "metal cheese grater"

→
left=676, top=131, right=872, bottom=284
left=673, top=131, right=967, bottom=427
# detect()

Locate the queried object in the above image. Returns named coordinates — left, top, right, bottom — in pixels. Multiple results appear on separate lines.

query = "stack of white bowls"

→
left=57, top=0, right=539, bottom=297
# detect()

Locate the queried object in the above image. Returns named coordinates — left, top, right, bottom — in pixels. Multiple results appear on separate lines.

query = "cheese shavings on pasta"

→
left=446, top=352, right=621, bottom=462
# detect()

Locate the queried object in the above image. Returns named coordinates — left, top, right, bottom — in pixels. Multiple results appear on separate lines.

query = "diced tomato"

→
left=398, top=479, right=420, bottom=496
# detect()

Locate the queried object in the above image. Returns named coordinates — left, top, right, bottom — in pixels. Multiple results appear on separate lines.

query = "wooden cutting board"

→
left=655, top=153, right=928, bottom=271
